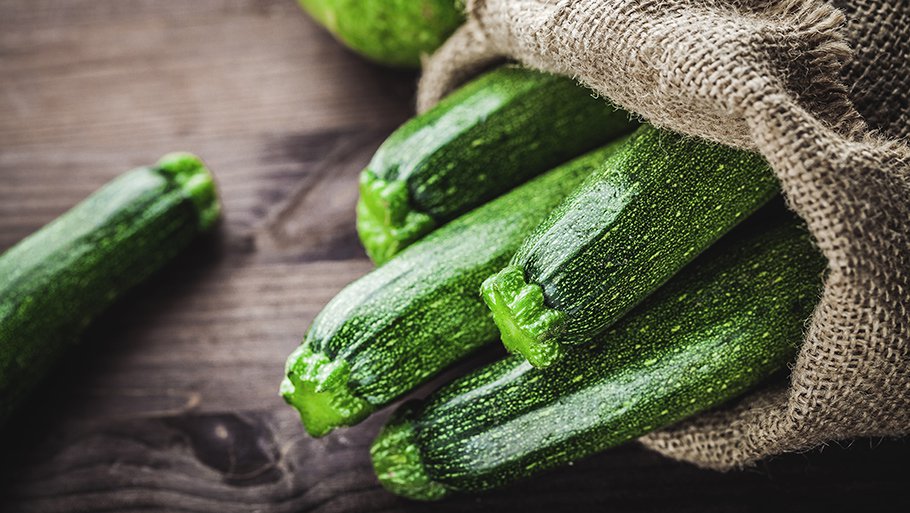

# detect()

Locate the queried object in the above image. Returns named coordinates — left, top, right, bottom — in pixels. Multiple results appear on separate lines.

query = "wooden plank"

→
left=0, top=0, right=416, bottom=249
left=2, top=410, right=908, bottom=512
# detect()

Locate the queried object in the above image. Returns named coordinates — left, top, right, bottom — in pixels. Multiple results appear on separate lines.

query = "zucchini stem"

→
left=356, top=169, right=436, bottom=265
left=155, top=152, right=220, bottom=232
left=481, top=265, right=564, bottom=367
left=280, top=344, right=373, bottom=437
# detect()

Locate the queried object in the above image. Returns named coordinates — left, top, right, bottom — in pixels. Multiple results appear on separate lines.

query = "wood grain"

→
left=0, top=1, right=907, bottom=511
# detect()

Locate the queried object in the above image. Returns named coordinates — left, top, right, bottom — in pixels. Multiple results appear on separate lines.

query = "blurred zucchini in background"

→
left=298, top=0, right=464, bottom=68
left=281, top=142, right=625, bottom=437
left=358, top=65, right=637, bottom=264
left=372, top=221, right=825, bottom=500
left=0, top=153, right=220, bottom=424
left=482, top=124, right=779, bottom=368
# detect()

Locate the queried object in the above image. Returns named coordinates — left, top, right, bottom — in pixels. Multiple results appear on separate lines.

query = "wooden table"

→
left=1, top=1, right=907, bottom=511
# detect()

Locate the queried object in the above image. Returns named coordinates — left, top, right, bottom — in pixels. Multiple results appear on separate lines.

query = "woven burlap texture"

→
left=418, top=0, right=910, bottom=470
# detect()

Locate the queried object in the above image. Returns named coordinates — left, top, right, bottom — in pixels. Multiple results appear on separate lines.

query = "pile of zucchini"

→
left=0, top=3, right=825, bottom=500
left=281, top=64, right=825, bottom=500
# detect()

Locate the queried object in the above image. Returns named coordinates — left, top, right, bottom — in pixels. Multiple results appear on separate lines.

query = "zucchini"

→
left=482, top=124, right=779, bottom=367
left=0, top=154, right=219, bottom=424
left=281, top=142, right=625, bottom=436
left=298, top=0, right=464, bottom=68
left=372, top=222, right=826, bottom=500
left=357, top=65, right=637, bottom=264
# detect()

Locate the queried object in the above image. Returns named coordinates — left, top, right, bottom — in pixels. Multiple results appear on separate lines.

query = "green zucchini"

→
left=481, top=124, right=779, bottom=367
left=0, top=154, right=219, bottom=424
left=357, top=65, right=637, bottom=264
left=298, top=0, right=464, bottom=68
left=372, top=222, right=825, bottom=500
left=281, top=142, right=625, bottom=437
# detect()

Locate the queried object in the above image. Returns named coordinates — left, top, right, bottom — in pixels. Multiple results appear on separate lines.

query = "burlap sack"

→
left=418, top=0, right=910, bottom=470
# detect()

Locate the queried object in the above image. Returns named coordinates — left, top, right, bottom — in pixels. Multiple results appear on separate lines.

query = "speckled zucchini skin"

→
left=372, top=223, right=825, bottom=499
left=298, top=0, right=464, bottom=68
left=482, top=124, right=779, bottom=366
left=282, top=143, right=624, bottom=436
left=357, top=65, right=637, bottom=264
left=0, top=154, right=219, bottom=424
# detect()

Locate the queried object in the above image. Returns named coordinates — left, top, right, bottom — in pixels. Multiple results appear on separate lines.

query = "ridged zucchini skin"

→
left=281, top=143, right=625, bottom=437
left=482, top=124, right=778, bottom=367
left=372, top=223, right=826, bottom=500
left=357, top=65, right=637, bottom=264
left=298, top=0, right=464, bottom=68
left=0, top=154, right=219, bottom=424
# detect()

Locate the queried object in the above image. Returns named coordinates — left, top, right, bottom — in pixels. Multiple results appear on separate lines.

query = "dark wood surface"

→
left=0, top=1, right=907, bottom=511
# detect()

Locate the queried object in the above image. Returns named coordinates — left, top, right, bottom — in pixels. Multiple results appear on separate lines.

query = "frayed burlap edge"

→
left=418, top=0, right=910, bottom=469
